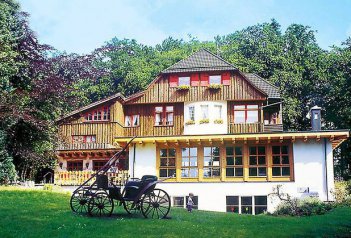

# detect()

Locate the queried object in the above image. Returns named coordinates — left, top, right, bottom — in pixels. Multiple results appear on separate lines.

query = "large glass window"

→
left=203, top=147, right=220, bottom=178
left=241, top=196, right=253, bottom=214
left=159, top=148, right=176, bottom=178
left=249, top=146, right=267, bottom=177
left=225, top=146, right=243, bottom=177
left=272, top=145, right=290, bottom=177
left=181, top=148, right=198, bottom=178
left=234, top=105, right=259, bottom=124
left=226, top=196, right=239, bottom=213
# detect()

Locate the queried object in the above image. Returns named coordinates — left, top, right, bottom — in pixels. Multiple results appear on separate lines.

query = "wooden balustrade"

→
left=228, top=122, right=262, bottom=134
left=56, top=143, right=116, bottom=151
left=54, top=170, right=129, bottom=186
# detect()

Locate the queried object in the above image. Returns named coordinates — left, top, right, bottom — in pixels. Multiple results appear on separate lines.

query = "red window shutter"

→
left=200, top=73, right=209, bottom=86
left=190, top=73, right=199, bottom=86
left=169, top=75, right=178, bottom=87
left=222, top=72, right=231, bottom=85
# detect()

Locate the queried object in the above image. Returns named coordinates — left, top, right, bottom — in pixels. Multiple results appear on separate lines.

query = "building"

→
left=56, top=49, right=350, bottom=214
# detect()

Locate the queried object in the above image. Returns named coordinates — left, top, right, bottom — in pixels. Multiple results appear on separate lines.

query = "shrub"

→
left=273, top=197, right=334, bottom=216
left=333, top=180, right=351, bottom=204
left=199, top=119, right=209, bottom=124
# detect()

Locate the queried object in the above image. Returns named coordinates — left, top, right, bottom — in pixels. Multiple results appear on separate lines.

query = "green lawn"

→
left=0, top=188, right=351, bottom=238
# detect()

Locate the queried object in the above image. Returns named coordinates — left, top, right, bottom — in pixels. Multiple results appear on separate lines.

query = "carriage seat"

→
left=124, top=175, right=158, bottom=199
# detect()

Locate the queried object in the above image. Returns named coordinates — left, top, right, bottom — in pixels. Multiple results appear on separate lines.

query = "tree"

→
left=0, top=130, right=16, bottom=184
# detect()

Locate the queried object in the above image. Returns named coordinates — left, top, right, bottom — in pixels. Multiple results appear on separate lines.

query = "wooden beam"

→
left=231, top=138, right=236, bottom=144
left=303, top=136, right=308, bottom=142
left=255, top=137, right=259, bottom=144
left=291, top=136, right=295, bottom=143
left=279, top=136, right=284, bottom=143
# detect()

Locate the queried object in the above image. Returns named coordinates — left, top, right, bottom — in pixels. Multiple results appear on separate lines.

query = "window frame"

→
left=178, top=76, right=190, bottom=86
left=203, top=146, right=220, bottom=178
left=181, top=147, right=198, bottom=178
left=84, top=106, right=111, bottom=122
left=233, top=104, right=259, bottom=124
left=209, top=75, right=222, bottom=85
left=272, top=144, right=291, bottom=177
left=154, top=105, right=174, bottom=127
left=72, top=135, right=96, bottom=144
left=92, top=160, right=107, bottom=171
left=67, top=161, right=83, bottom=171
left=125, top=114, right=140, bottom=127
left=248, top=145, right=267, bottom=177
left=200, top=105, right=209, bottom=120
left=158, top=148, right=176, bottom=178
left=225, top=146, right=244, bottom=177
left=188, top=106, right=195, bottom=121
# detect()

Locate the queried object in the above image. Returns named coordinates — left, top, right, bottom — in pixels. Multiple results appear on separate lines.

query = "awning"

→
left=115, top=130, right=350, bottom=150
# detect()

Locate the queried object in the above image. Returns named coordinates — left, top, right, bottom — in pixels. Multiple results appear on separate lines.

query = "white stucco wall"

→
left=183, top=101, right=227, bottom=135
left=129, top=139, right=334, bottom=213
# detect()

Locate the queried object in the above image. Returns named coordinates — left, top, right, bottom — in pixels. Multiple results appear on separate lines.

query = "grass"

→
left=1, top=187, right=351, bottom=238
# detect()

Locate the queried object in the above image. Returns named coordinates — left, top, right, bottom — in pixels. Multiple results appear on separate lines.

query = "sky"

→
left=19, top=0, right=351, bottom=54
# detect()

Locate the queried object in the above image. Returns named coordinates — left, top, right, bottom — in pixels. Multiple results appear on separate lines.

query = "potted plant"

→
left=176, top=85, right=191, bottom=91
left=214, top=119, right=223, bottom=124
left=185, top=120, right=195, bottom=125
left=207, top=84, right=222, bottom=90
left=199, top=118, right=210, bottom=124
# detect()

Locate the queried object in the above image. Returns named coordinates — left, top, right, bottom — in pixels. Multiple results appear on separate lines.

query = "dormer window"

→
left=179, top=77, right=190, bottom=86
left=209, top=75, right=221, bottom=84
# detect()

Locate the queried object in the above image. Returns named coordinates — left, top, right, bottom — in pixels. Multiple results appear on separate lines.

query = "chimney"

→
left=310, top=106, right=322, bottom=131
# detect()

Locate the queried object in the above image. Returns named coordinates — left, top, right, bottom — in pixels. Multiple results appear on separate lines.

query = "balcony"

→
left=263, top=124, right=283, bottom=132
left=56, top=143, right=117, bottom=151
left=228, top=123, right=263, bottom=134
left=54, top=170, right=129, bottom=186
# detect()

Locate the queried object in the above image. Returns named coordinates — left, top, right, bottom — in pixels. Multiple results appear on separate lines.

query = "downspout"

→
left=324, top=138, right=329, bottom=201
left=132, top=143, right=136, bottom=178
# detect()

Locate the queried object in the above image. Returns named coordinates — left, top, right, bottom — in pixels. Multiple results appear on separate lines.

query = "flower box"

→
left=214, top=119, right=223, bottom=124
left=185, top=120, right=195, bottom=125
left=207, top=84, right=222, bottom=90
left=199, top=118, right=210, bottom=124
left=176, top=85, right=191, bottom=91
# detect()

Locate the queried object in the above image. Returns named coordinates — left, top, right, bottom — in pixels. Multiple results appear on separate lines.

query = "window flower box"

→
left=207, top=84, right=222, bottom=90
left=185, top=120, right=195, bottom=125
left=176, top=85, right=190, bottom=91
left=199, top=118, right=210, bottom=124
left=214, top=119, right=223, bottom=124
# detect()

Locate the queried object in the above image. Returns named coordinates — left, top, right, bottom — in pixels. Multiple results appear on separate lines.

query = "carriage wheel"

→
left=123, top=200, right=140, bottom=214
left=70, top=188, right=91, bottom=214
left=141, top=189, right=170, bottom=219
left=88, top=191, right=114, bottom=217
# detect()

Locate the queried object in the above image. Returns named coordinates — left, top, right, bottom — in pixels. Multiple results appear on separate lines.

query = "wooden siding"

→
left=126, top=72, right=266, bottom=104
left=58, top=100, right=125, bottom=148
left=228, top=123, right=263, bottom=134
left=123, top=103, right=184, bottom=137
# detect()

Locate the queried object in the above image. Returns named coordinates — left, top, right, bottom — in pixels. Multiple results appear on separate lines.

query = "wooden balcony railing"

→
left=263, top=124, right=283, bottom=132
left=54, top=170, right=129, bottom=186
left=56, top=143, right=117, bottom=151
left=228, top=123, right=263, bottom=134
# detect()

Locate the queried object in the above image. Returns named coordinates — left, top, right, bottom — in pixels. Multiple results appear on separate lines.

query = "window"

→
left=72, top=135, right=96, bottom=144
left=249, top=146, right=267, bottom=177
left=272, top=145, right=290, bottom=177
left=181, top=148, right=198, bottom=178
left=93, top=160, right=106, bottom=171
left=226, top=196, right=239, bottom=213
left=234, top=105, right=259, bottom=124
left=188, top=106, right=195, bottom=121
left=179, top=76, right=190, bottom=86
left=264, top=111, right=278, bottom=125
left=226, top=147, right=243, bottom=177
left=155, top=106, right=174, bottom=126
left=254, top=196, right=267, bottom=214
left=203, top=147, right=220, bottom=178
left=159, top=148, right=176, bottom=178
left=85, top=106, right=110, bottom=122
left=214, top=105, right=222, bottom=119
left=200, top=105, right=209, bottom=120
left=241, top=196, right=252, bottom=214
left=172, top=196, right=198, bottom=209
left=173, top=197, right=184, bottom=207
left=209, top=75, right=221, bottom=84
left=125, top=115, right=139, bottom=127
left=67, top=161, right=83, bottom=171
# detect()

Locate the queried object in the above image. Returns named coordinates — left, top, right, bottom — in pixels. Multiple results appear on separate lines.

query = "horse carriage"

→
left=69, top=137, right=171, bottom=219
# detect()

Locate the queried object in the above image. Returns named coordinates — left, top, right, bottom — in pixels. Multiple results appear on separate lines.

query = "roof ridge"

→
left=201, top=48, right=236, bottom=67
left=161, top=49, right=201, bottom=73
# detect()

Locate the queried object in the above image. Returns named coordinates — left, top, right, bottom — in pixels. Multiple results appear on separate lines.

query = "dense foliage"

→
left=0, top=0, right=350, bottom=182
